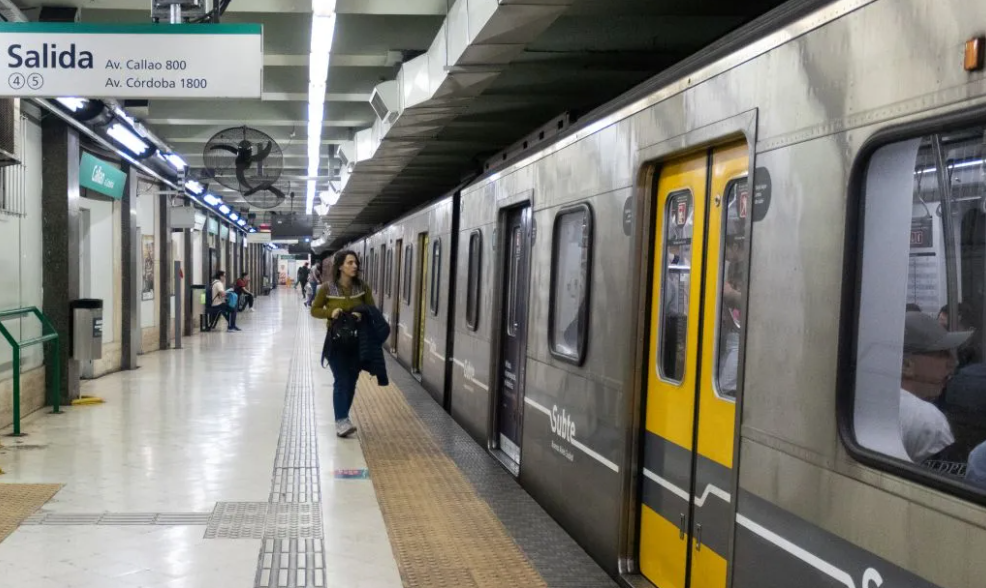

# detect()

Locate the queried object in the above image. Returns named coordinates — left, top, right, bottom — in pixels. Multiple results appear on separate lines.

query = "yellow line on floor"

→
left=352, top=374, right=548, bottom=588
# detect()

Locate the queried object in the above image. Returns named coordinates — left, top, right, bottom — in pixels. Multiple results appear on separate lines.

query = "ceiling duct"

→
left=337, top=141, right=356, bottom=171
left=369, top=81, right=401, bottom=125
left=336, top=0, right=574, bottom=205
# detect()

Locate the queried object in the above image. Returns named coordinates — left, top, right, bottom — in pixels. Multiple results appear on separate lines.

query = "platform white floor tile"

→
left=0, top=291, right=401, bottom=588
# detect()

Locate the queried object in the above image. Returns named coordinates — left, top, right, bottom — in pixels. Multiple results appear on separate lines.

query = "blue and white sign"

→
left=0, top=23, right=263, bottom=98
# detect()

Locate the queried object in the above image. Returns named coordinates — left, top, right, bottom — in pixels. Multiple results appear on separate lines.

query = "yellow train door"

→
left=639, top=141, right=748, bottom=588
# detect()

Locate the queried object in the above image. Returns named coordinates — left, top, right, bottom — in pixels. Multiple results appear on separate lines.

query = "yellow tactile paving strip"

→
left=352, top=374, right=548, bottom=588
left=0, top=483, right=63, bottom=543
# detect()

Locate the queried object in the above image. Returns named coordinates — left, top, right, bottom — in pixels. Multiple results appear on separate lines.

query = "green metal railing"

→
left=0, top=307, right=62, bottom=436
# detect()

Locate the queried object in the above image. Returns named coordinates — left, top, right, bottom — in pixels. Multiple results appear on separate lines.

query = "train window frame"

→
left=466, top=230, right=482, bottom=331
left=403, top=245, right=413, bottom=304
left=712, top=176, right=748, bottom=401
left=657, top=188, right=693, bottom=385
left=378, top=245, right=386, bottom=299
left=385, top=248, right=394, bottom=298
left=430, top=238, right=442, bottom=316
left=548, top=203, right=593, bottom=365
left=840, top=114, right=986, bottom=505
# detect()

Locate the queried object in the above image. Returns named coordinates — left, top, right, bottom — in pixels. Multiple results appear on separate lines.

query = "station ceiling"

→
left=13, top=0, right=791, bottom=247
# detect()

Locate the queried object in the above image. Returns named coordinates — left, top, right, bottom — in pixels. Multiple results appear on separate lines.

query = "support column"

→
left=41, top=119, right=80, bottom=404
left=158, top=193, right=171, bottom=350
left=183, top=227, right=193, bottom=336
left=121, top=165, right=140, bottom=370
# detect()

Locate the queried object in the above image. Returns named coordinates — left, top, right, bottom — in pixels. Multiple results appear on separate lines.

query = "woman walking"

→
left=311, top=250, right=373, bottom=437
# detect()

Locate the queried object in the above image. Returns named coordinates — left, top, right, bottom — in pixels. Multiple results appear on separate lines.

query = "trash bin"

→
left=70, top=299, right=103, bottom=361
left=190, top=284, right=208, bottom=331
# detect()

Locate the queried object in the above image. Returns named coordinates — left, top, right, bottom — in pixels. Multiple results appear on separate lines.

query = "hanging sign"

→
left=79, top=151, right=126, bottom=199
left=0, top=23, right=263, bottom=98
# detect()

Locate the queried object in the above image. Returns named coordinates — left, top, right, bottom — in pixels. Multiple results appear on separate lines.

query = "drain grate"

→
left=205, top=502, right=322, bottom=540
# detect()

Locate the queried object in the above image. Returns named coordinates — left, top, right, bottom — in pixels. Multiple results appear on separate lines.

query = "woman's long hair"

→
left=331, top=250, right=363, bottom=287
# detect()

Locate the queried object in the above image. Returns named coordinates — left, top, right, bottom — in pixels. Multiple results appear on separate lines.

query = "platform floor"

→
left=0, top=290, right=615, bottom=588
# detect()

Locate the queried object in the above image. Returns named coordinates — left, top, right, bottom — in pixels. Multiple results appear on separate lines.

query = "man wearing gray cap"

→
left=900, top=311, right=970, bottom=463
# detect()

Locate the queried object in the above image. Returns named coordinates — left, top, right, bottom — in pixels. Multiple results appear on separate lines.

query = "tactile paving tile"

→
left=383, top=359, right=619, bottom=588
left=255, top=538, right=327, bottom=588
left=0, top=484, right=63, bottom=543
left=249, top=311, right=326, bottom=587
left=205, top=502, right=322, bottom=540
left=351, top=374, right=548, bottom=588
left=22, top=512, right=212, bottom=526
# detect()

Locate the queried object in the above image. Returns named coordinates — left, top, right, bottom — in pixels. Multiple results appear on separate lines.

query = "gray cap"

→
left=904, top=311, right=972, bottom=354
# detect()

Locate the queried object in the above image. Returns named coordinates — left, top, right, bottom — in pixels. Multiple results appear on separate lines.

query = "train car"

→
left=355, top=196, right=458, bottom=408
left=345, top=1, right=986, bottom=587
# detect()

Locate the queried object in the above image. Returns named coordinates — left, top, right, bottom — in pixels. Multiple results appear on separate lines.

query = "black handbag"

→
left=330, top=312, right=359, bottom=352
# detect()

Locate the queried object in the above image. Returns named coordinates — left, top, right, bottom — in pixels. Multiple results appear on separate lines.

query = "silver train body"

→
left=345, top=1, right=986, bottom=586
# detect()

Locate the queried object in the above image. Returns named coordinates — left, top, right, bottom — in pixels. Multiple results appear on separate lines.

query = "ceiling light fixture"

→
left=203, top=193, right=222, bottom=206
left=306, top=0, right=337, bottom=215
left=185, top=180, right=205, bottom=195
left=106, top=123, right=150, bottom=156
left=229, top=212, right=240, bottom=222
left=165, top=153, right=187, bottom=171
left=237, top=219, right=247, bottom=227
left=219, top=204, right=231, bottom=215
left=56, top=97, right=88, bottom=112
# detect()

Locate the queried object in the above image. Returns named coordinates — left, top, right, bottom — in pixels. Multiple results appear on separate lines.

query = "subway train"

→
left=340, top=1, right=986, bottom=587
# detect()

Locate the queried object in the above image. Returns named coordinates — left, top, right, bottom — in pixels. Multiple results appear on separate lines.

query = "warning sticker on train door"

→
left=673, top=192, right=690, bottom=226
left=752, top=167, right=772, bottom=222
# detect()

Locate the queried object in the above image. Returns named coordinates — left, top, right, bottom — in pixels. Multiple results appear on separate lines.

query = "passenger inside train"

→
left=857, top=125, right=986, bottom=490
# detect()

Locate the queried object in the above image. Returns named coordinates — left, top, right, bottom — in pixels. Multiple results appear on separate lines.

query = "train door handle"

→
left=679, top=514, right=686, bottom=540
left=694, top=523, right=703, bottom=551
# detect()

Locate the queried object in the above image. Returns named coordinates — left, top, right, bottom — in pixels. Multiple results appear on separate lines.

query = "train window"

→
left=430, top=239, right=441, bottom=315
left=379, top=245, right=386, bottom=298
left=403, top=245, right=413, bottom=304
left=715, top=178, right=748, bottom=399
left=659, top=189, right=693, bottom=383
left=386, top=248, right=393, bottom=297
left=852, top=126, right=986, bottom=497
left=367, top=249, right=374, bottom=288
left=549, top=204, right=593, bottom=364
left=466, top=231, right=482, bottom=331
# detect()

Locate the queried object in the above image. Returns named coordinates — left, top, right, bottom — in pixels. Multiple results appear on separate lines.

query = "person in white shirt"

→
left=899, top=311, right=969, bottom=463
left=208, top=270, right=240, bottom=332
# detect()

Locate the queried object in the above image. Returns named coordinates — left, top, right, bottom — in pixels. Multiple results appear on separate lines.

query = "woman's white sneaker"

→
left=336, top=418, right=357, bottom=438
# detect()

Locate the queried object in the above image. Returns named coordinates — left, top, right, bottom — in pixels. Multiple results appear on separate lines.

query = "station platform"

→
left=0, top=291, right=615, bottom=588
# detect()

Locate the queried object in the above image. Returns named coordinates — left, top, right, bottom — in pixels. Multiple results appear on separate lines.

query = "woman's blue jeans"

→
left=328, top=351, right=359, bottom=421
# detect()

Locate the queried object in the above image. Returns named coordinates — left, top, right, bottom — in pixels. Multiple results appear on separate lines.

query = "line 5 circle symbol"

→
left=26, top=73, right=44, bottom=90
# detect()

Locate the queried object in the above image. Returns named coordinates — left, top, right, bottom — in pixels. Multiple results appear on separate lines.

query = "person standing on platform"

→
left=311, top=250, right=373, bottom=438
left=297, top=262, right=311, bottom=298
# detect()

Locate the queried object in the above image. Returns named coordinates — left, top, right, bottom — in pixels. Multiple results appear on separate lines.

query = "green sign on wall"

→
left=79, top=152, right=126, bottom=200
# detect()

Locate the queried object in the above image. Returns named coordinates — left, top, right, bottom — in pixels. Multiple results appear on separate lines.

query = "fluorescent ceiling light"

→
left=312, top=0, right=336, bottom=16
left=56, top=97, right=87, bottom=112
left=314, top=203, right=330, bottom=217
left=237, top=219, right=247, bottom=227
left=219, top=204, right=231, bottom=214
left=106, top=123, right=150, bottom=156
left=307, top=5, right=336, bottom=216
left=229, top=212, right=239, bottom=221
left=185, top=180, right=204, bottom=195
left=203, top=194, right=221, bottom=206
left=165, top=153, right=187, bottom=170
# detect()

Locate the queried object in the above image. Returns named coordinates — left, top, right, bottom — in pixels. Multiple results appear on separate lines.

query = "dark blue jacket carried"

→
left=353, top=304, right=390, bottom=386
